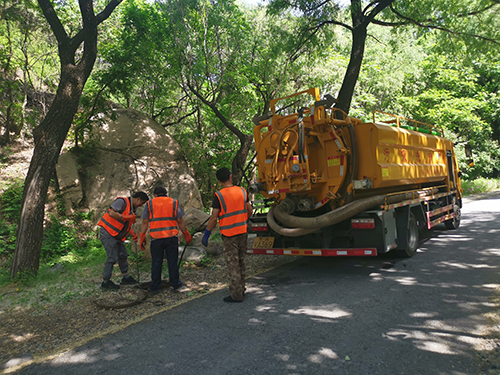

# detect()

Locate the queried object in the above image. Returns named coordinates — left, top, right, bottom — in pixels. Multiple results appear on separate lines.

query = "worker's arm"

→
left=202, top=208, right=219, bottom=247
left=139, top=218, right=149, bottom=250
left=206, top=208, right=220, bottom=232
left=177, top=217, right=188, bottom=233
left=246, top=201, right=253, bottom=218
left=108, top=208, right=123, bottom=221
left=177, top=217, right=192, bottom=244
left=141, top=218, right=149, bottom=234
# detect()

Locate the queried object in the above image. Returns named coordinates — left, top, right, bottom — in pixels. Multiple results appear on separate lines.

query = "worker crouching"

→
left=98, top=191, right=149, bottom=290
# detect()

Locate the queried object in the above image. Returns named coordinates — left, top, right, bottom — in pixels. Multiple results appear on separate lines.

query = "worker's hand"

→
left=139, top=232, right=147, bottom=250
left=122, top=214, right=136, bottom=224
left=182, top=230, right=192, bottom=245
left=201, top=229, right=211, bottom=247
left=129, top=228, right=138, bottom=242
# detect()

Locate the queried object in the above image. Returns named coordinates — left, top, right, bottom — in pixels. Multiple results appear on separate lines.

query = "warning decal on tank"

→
left=382, top=167, right=389, bottom=177
left=327, top=156, right=341, bottom=167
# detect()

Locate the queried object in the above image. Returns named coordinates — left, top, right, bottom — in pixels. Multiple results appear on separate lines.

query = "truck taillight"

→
left=252, top=222, right=269, bottom=231
left=351, top=218, right=375, bottom=229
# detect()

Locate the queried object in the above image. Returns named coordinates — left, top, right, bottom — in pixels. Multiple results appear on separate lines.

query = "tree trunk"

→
left=335, top=9, right=367, bottom=114
left=231, top=133, right=253, bottom=186
left=10, top=0, right=120, bottom=278
left=10, top=65, right=90, bottom=277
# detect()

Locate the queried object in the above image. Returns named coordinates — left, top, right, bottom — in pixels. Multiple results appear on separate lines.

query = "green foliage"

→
left=397, top=53, right=500, bottom=178
left=0, top=0, right=59, bottom=143
left=38, top=212, right=104, bottom=267
left=461, top=178, right=500, bottom=196
left=40, top=215, right=79, bottom=265
left=0, top=179, right=23, bottom=222
left=0, top=180, right=24, bottom=258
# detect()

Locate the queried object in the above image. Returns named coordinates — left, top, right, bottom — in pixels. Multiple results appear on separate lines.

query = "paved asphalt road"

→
left=18, top=193, right=500, bottom=375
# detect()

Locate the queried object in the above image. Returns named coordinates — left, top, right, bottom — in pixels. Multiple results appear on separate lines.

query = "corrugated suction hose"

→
left=269, top=188, right=438, bottom=237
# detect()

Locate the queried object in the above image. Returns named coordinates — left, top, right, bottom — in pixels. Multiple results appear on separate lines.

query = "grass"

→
left=0, top=239, right=209, bottom=312
left=0, top=249, right=106, bottom=310
left=461, top=178, right=500, bottom=196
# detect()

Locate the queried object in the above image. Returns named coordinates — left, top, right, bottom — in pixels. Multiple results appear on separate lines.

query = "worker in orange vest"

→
left=203, top=167, right=253, bottom=302
left=98, top=191, right=149, bottom=290
left=140, top=186, right=193, bottom=295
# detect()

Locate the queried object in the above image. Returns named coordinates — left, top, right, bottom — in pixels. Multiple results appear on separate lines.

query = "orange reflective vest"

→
left=216, top=186, right=248, bottom=237
left=147, top=197, right=179, bottom=239
left=98, top=197, right=132, bottom=241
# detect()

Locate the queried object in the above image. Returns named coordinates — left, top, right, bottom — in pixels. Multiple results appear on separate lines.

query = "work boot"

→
left=101, top=280, right=120, bottom=290
left=121, top=275, right=138, bottom=285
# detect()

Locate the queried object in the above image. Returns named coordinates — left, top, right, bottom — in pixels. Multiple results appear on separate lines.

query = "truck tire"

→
left=399, top=213, right=419, bottom=258
left=444, top=204, right=461, bottom=230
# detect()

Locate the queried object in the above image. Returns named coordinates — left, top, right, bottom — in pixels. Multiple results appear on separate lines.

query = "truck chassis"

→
left=248, top=188, right=461, bottom=258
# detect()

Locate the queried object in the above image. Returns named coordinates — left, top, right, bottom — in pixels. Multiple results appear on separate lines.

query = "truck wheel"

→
left=399, top=213, right=419, bottom=258
left=444, top=204, right=461, bottom=230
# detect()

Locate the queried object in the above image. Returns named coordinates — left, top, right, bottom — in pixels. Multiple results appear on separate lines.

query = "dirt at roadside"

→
left=0, top=254, right=298, bottom=372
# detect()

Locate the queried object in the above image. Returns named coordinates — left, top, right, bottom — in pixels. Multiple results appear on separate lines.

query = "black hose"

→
left=178, top=217, right=210, bottom=268
left=271, top=188, right=438, bottom=236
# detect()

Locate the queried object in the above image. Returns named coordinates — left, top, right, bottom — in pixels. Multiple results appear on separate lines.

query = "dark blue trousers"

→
left=150, top=236, right=182, bottom=291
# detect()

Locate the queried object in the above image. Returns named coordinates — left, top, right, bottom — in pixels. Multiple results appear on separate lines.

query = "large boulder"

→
left=56, top=107, right=203, bottom=219
left=55, top=152, right=83, bottom=215
left=183, top=208, right=210, bottom=233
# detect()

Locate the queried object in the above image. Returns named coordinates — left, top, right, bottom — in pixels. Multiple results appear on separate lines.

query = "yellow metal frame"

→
left=373, top=110, right=444, bottom=137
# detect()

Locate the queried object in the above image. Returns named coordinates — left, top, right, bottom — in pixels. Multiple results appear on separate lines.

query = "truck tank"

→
left=249, top=88, right=462, bottom=236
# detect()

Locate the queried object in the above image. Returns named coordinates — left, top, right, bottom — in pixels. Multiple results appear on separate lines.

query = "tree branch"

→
left=37, top=0, right=68, bottom=46
left=161, top=109, right=197, bottom=128
left=363, top=0, right=394, bottom=26
left=69, top=0, right=123, bottom=55
left=389, top=2, right=500, bottom=46
left=187, top=82, right=247, bottom=143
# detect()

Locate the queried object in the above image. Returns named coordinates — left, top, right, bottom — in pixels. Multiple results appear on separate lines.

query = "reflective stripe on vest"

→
left=216, top=186, right=248, bottom=236
left=148, top=197, right=179, bottom=239
left=98, top=197, right=132, bottom=240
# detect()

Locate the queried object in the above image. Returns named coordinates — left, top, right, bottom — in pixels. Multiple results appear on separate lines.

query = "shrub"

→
left=40, top=215, right=79, bottom=265
left=0, top=180, right=24, bottom=259
left=462, top=178, right=500, bottom=196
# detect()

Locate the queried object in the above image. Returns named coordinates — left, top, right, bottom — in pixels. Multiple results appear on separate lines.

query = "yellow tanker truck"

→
left=247, top=88, right=462, bottom=257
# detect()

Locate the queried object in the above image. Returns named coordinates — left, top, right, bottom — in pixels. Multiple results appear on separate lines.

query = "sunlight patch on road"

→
left=479, top=249, right=500, bottom=256
left=433, top=261, right=495, bottom=270
left=409, top=312, right=439, bottom=318
left=52, top=350, right=100, bottom=364
left=288, top=305, right=351, bottom=320
left=307, top=347, right=339, bottom=363
left=275, top=353, right=290, bottom=361
left=255, top=304, right=278, bottom=313
left=393, top=277, right=418, bottom=285
left=248, top=318, right=265, bottom=325
left=429, top=236, right=472, bottom=242
left=482, top=284, right=500, bottom=289
left=384, top=330, right=457, bottom=354
left=369, top=272, right=384, bottom=281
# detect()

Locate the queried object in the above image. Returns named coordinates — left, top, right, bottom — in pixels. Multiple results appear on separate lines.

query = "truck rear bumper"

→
left=247, top=248, right=377, bottom=256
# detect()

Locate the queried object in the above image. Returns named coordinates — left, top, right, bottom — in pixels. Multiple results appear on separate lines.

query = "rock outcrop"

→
left=56, top=107, right=203, bottom=220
